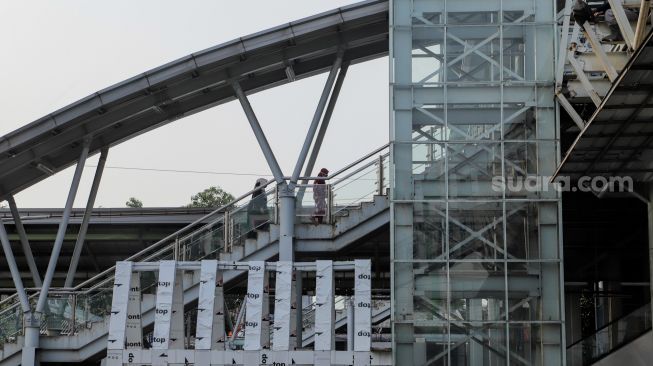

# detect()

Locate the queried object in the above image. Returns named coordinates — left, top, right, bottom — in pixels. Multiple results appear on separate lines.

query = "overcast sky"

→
left=0, top=0, right=388, bottom=208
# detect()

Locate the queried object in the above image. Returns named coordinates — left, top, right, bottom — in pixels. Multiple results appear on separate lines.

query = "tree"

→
left=126, top=197, right=143, bottom=208
left=187, top=186, right=234, bottom=208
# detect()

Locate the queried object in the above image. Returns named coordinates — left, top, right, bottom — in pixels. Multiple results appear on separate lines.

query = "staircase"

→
left=300, top=297, right=391, bottom=348
left=0, top=146, right=390, bottom=365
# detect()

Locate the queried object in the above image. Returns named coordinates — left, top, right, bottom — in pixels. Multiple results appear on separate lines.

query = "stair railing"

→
left=566, top=302, right=652, bottom=366
left=0, top=143, right=393, bottom=344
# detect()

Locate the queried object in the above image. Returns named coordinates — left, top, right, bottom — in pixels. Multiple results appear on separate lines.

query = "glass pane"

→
left=413, top=143, right=446, bottom=198
left=414, top=202, right=447, bottom=260
left=505, top=202, right=539, bottom=260
left=447, top=27, right=502, bottom=82
left=413, top=262, right=448, bottom=321
left=448, top=201, right=505, bottom=260
left=511, top=324, right=563, bottom=365
left=450, top=263, right=505, bottom=322
left=449, top=323, right=508, bottom=365
left=447, top=143, right=503, bottom=198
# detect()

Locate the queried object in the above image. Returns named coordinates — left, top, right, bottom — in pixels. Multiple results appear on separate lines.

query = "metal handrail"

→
left=72, top=178, right=277, bottom=291
left=324, top=143, right=389, bottom=181
left=0, top=180, right=277, bottom=314
left=566, top=302, right=652, bottom=350
left=0, top=144, right=391, bottom=329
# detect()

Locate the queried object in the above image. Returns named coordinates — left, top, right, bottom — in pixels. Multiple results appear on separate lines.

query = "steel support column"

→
left=296, top=62, right=350, bottom=204
left=0, top=217, right=37, bottom=365
left=36, top=139, right=90, bottom=314
left=0, top=221, right=30, bottom=313
left=278, top=187, right=295, bottom=262
left=302, top=62, right=349, bottom=181
left=64, top=147, right=108, bottom=288
left=232, top=81, right=285, bottom=184
left=289, top=52, right=344, bottom=189
left=7, top=194, right=41, bottom=286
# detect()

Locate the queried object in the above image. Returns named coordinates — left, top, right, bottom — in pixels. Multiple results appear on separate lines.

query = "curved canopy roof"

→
left=0, top=0, right=388, bottom=200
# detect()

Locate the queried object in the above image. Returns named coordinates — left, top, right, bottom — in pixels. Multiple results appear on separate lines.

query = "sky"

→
left=0, top=0, right=388, bottom=208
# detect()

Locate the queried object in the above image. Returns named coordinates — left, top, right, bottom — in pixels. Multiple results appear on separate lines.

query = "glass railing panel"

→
left=226, top=188, right=276, bottom=249
left=180, top=219, right=226, bottom=261
left=0, top=306, right=22, bottom=347
left=566, top=303, right=652, bottom=366
left=295, top=184, right=330, bottom=224
left=331, top=157, right=387, bottom=218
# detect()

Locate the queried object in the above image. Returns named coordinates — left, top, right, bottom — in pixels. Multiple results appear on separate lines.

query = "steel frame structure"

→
left=390, top=0, right=564, bottom=365
left=2, top=0, right=652, bottom=365
left=103, top=260, right=378, bottom=366
left=0, top=4, right=386, bottom=364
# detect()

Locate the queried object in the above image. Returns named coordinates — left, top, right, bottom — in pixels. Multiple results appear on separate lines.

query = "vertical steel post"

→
left=347, top=298, right=354, bottom=351
left=36, top=139, right=90, bottom=314
left=64, top=147, right=108, bottom=288
left=377, top=154, right=385, bottom=196
left=278, top=185, right=295, bottom=262
left=289, top=52, right=344, bottom=189
left=7, top=195, right=42, bottom=286
left=231, top=80, right=285, bottom=184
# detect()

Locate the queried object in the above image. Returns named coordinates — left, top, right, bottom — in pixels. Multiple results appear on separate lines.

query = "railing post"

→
left=326, top=185, right=333, bottom=225
left=223, top=211, right=230, bottom=253
left=71, top=293, right=77, bottom=335
left=274, top=185, right=279, bottom=225
left=173, top=237, right=179, bottom=261
left=377, top=154, right=385, bottom=196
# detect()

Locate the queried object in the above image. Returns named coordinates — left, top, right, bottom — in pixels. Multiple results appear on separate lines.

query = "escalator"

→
left=566, top=302, right=652, bottom=366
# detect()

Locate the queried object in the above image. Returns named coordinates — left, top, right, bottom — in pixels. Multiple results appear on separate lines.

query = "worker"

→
left=312, top=168, right=328, bottom=224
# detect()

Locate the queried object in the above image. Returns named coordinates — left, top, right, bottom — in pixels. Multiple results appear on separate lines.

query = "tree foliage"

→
left=187, top=186, right=234, bottom=208
left=125, top=197, right=143, bottom=208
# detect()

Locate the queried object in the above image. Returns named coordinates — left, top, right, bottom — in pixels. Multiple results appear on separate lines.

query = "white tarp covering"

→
left=213, top=264, right=226, bottom=350
left=125, top=273, right=142, bottom=349
left=107, top=261, right=132, bottom=350
left=272, top=261, right=292, bottom=351
left=244, top=261, right=265, bottom=350
left=314, top=260, right=334, bottom=351
left=196, top=260, right=218, bottom=350
left=354, top=259, right=372, bottom=351
left=170, top=268, right=185, bottom=349
left=152, top=260, right=176, bottom=349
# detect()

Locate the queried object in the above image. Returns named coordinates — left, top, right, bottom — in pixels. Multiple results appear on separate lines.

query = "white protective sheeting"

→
left=107, top=261, right=132, bottom=350
left=213, top=265, right=226, bottom=349
left=169, top=268, right=185, bottom=349
left=244, top=261, right=265, bottom=350
left=152, top=260, right=176, bottom=349
left=125, top=273, right=143, bottom=348
left=314, top=260, right=335, bottom=351
left=196, top=260, right=218, bottom=350
left=272, top=261, right=293, bottom=351
left=354, top=259, right=372, bottom=351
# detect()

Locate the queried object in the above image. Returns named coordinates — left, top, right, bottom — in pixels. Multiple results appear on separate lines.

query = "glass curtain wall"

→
left=390, top=0, right=564, bottom=365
